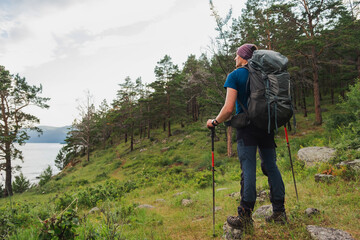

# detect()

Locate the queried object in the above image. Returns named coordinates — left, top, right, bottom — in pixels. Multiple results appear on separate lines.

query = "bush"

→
left=0, top=203, right=33, bottom=238
left=12, top=173, right=30, bottom=193
left=194, top=170, right=213, bottom=188
left=38, top=208, right=79, bottom=240
left=326, top=79, right=360, bottom=150
left=38, top=165, right=53, bottom=187
left=77, top=180, right=137, bottom=208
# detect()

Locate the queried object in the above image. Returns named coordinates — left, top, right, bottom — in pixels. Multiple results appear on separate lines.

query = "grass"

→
left=1, top=102, right=360, bottom=239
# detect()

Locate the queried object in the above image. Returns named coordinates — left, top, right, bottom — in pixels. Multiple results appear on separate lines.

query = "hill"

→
left=1, top=106, right=359, bottom=239
left=26, top=126, right=70, bottom=143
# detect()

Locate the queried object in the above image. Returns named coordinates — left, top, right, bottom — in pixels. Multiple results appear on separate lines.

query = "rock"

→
left=162, top=139, right=167, bottom=144
left=161, top=147, right=170, bottom=152
left=258, top=190, right=269, bottom=199
left=229, top=192, right=241, bottom=198
left=137, top=204, right=155, bottom=209
left=89, top=207, right=100, bottom=214
left=337, top=159, right=360, bottom=171
left=252, top=205, right=273, bottom=219
left=306, top=225, right=354, bottom=240
left=185, top=135, right=191, bottom=138
left=177, top=139, right=183, bottom=143
left=173, top=191, right=186, bottom=197
left=215, top=206, right=222, bottom=212
left=139, top=148, right=147, bottom=152
left=315, top=174, right=335, bottom=182
left=192, top=216, right=205, bottom=222
left=297, top=147, right=336, bottom=166
left=305, top=208, right=320, bottom=216
left=223, top=221, right=243, bottom=240
left=256, top=190, right=269, bottom=203
left=217, top=188, right=229, bottom=192
left=181, top=199, right=193, bottom=207
left=155, top=199, right=165, bottom=203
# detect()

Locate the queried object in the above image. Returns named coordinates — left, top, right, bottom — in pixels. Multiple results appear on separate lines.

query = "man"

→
left=206, top=44, right=287, bottom=230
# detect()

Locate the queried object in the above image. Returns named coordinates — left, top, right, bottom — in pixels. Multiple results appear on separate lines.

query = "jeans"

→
left=236, top=124, right=285, bottom=214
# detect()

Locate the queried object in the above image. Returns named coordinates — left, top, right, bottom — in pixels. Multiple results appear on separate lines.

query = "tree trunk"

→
left=227, top=126, right=233, bottom=157
left=293, top=84, right=297, bottom=110
left=168, top=120, right=172, bottom=137
left=4, top=143, right=13, bottom=197
left=147, top=104, right=151, bottom=139
left=163, top=120, right=166, bottom=132
left=125, top=132, right=128, bottom=143
left=130, top=123, right=134, bottom=151
left=357, top=53, right=360, bottom=79
left=331, top=66, right=335, bottom=104
left=87, top=132, right=90, bottom=162
left=86, top=146, right=90, bottom=162
left=140, top=123, right=142, bottom=139
left=311, top=47, right=322, bottom=125
left=302, top=84, right=307, bottom=117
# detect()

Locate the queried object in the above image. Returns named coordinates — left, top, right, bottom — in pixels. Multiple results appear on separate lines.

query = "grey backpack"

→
left=245, top=50, right=294, bottom=132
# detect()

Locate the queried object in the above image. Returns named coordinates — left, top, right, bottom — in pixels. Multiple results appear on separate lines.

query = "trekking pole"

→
left=210, top=127, right=216, bottom=237
left=284, top=127, right=299, bottom=201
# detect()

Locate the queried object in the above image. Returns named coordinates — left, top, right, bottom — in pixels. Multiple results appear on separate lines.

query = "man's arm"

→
left=207, top=88, right=237, bottom=128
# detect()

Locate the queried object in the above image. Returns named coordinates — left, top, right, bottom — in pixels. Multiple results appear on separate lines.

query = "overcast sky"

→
left=0, top=0, right=245, bottom=127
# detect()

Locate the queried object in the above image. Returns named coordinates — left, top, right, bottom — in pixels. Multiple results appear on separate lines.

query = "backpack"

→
left=245, top=50, right=295, bottom=133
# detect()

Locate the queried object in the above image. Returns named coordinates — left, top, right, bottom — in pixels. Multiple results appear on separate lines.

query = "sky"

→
left=0, top=0, right=245, bottom=127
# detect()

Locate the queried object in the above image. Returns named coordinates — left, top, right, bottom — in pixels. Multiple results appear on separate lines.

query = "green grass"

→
left=1, top=106, right=360, bottom=239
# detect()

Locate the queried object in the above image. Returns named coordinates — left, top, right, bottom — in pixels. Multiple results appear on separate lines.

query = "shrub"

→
left=77, top=180, right=137, bottom=208
left=326, top=79, right=360, bottom=150
left=194, top=170, right=213, bottom=188
left=38, top=165, right=53, bottom=187
left=0, top=203, right=33, bottom=238
left=12, top=173, right=30, bottom=193
left=38, top=208, right=79, bottom=240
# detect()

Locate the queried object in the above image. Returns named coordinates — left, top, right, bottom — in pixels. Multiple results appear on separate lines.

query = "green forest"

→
left=1, top=0, right=360, bottom=239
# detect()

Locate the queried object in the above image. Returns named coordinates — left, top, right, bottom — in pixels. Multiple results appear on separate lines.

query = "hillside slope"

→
left=1, top=109, right=360, bottom=239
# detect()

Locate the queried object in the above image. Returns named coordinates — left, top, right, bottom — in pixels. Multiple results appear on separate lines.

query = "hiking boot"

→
left=226, top=214, right=253, bottom=230
left=265, top=211, right=287, bottom=224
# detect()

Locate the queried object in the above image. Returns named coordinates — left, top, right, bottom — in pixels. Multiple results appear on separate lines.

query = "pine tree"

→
left=0, top=66, right=49, bottom=196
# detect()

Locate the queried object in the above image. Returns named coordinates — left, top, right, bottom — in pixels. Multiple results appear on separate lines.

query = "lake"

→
left=0, top=143, right=63, bottom=184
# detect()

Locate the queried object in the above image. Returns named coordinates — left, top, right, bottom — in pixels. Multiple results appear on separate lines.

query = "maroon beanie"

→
left=237, top=44, right=257, bottom=60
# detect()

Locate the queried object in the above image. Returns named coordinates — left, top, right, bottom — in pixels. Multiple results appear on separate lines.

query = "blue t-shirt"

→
left=223, top=67, right=249, bottom=114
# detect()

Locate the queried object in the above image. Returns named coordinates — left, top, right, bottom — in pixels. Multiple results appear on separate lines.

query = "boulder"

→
left=306, top=225, right=354, bottom=240
left=252, top=205, right=273, bottom=219
left=173, top=191, right=186, bottom=197
left=297, top=147, right=336, bottom=166
left=315, top=174, right=335, bottom=182
left=181, top=199, right=193, bottom=207
left=229, top=192, right=240, bottom=198
left=337, top=159, right=360, bottom=171
left=215, top=206, right=222, bottom=212
left=305, top=208, right=320, bottom=217
left=223, top=222, right=243, bottom=240
left=139, top=148, right=147, bottom=152
left=257, top=190, right=269, bottom=202
left=137, top=204, right=155, bottom=209
left=161, top=147, right=170, bottom=152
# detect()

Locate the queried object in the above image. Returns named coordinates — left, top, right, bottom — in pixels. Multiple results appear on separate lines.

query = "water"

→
left=0, top=143, right=64, bottom=184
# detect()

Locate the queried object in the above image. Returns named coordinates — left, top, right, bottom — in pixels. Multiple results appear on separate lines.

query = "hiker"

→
left=206, top=44, right=287, bottom=230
